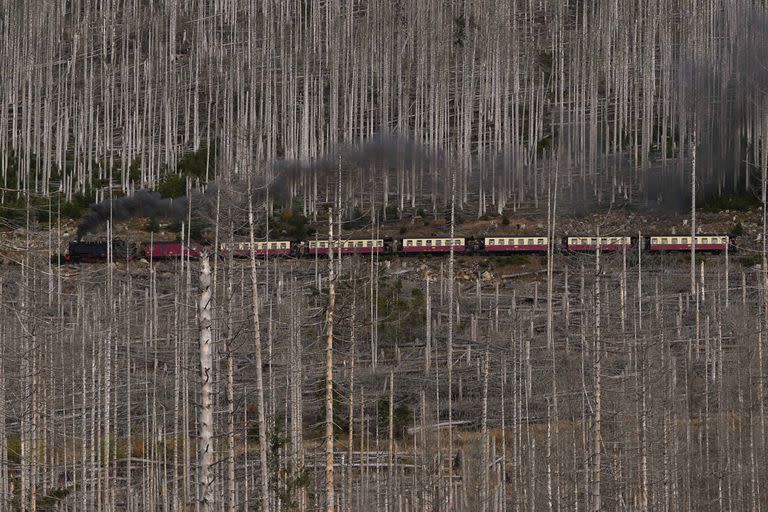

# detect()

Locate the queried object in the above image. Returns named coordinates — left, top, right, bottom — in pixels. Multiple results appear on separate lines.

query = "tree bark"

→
left=197, top=251, right=214, bottom=510
left=325, top=208, right=336, bottom=512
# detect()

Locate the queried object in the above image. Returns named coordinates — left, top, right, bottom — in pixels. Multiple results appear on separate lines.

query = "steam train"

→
left=65, top=234, right=732, bottom=263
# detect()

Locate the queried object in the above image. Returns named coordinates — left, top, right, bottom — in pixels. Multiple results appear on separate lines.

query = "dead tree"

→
left=197, top=251, right=214, bottom=510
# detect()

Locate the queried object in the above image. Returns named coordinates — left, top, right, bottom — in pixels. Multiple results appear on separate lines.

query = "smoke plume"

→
left=669, top=0, right=768, bottom=206
left=269, top=133, right=439, bottom=201
left=76, top=185, right=217, bottom=240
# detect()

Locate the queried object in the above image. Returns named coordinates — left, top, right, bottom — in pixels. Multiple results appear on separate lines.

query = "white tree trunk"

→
left=197, top=251, right=214, bottom=510
left=325, top=208, right=336, bottom=512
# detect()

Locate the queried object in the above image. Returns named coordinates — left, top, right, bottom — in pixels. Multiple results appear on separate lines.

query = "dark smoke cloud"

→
left=76, top=185, right=218, bottom=239
left=671, top=0, right=768, bottom=206
left=269, top=133, right=439, bottom=201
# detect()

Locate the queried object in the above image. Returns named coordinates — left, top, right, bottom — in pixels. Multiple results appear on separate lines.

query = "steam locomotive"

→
left=65, top=234, right=732, bottom=263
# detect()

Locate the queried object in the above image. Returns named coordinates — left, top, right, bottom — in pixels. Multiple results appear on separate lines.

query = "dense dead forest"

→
left=2, top=0, right=768, bottom=510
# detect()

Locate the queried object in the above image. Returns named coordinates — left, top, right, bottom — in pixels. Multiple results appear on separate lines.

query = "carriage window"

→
left=489, top=239, right=495, bottom=245
left=407, top=240, right=413, bottom=246
left=416, top=240, right=422, bottom=246
left=538, top=238, right=544, bottom=245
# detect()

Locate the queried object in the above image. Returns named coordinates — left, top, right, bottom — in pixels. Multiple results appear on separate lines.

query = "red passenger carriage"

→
left=143, top=240, right=204, bottom=259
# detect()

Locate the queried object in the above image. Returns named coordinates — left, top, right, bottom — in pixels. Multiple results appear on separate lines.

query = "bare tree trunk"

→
left=592, top=235, right=602, bottom=512
left=226, top=248, right=236, bottom=512
left=448, top=166, right=456, bottom=508
left=198, top=252, right=214, bottom=510
left=248, top=178, right=270, bottom=512
left=325, top=208, right=336, bottom=512
left=691, top=125, right=697, bottom=297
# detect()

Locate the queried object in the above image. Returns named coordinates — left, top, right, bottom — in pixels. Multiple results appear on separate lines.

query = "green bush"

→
left=177, top=146, right=217, bottom=180
left=62, top=192, right=96, bottom=219
left=731, top=222, right=745, bottom=237
left=378, top=400, right=414, bottom=439
left=698, top=192, right=760, bottom=213
left=158, top=174, right=186, bottom=198
left=269, top=208, right=310, bottom=240
left=0, top=198, right=26, bottom=224
left=128, top=158, right=141, bottom=182
left=7, top=436, right=20, bottom=464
